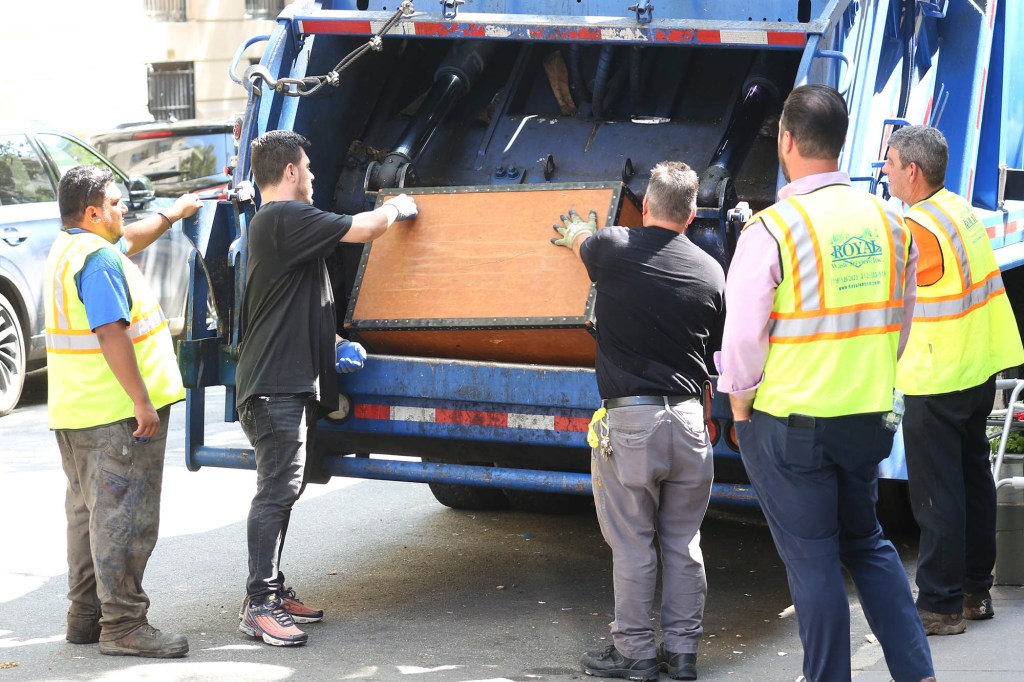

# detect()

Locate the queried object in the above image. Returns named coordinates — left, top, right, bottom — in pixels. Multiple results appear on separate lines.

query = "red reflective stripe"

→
left=696, top=29, right=720, bottom=43
left=414, top=22, right=485, bottom=37
left=554, top=415, right=590, bottom=432
left=767, top=32, right=806, bottom=46
left=436, top=409, right=506, bottom=427
left=355, top=403, right=390, bottom=420
left=300, top=19, right=371, bottom=34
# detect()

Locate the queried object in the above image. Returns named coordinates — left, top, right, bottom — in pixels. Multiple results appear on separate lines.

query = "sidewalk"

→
left=855, top=583, right=1024, bottom=681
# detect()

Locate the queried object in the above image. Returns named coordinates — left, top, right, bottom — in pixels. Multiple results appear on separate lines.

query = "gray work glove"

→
left=383, top=193, right=418, bottom=221
left=551, top=208, right=598, bottom=248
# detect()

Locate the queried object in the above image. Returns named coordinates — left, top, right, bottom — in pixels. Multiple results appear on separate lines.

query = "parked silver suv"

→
left=0, top=127, right=191, bottom=416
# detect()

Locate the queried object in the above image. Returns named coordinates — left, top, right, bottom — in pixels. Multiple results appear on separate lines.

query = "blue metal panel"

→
left=975, top=0, right=1024, bottom=210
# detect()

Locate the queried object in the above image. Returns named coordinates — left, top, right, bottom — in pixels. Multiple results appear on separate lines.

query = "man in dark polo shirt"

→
left=551, top=161, right=725, bottom=681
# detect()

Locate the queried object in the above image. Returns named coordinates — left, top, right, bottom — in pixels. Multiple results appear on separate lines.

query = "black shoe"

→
left=580, top=644, right=659, bottom=681
left=964, top=590, right=994, bottom=620
left=658, top=642, right=697, bottom=680
left=66, top=612, right=101, bottom=645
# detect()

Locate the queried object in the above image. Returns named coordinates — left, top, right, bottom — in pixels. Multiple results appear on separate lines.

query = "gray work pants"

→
left=56, top=406, right=171, bottom=641
left=592, top=400, right=713, bottom=660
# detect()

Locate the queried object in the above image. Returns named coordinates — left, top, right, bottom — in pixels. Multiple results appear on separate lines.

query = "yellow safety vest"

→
left=896, top=189, right=1024, bottom=395
left=44, top=230, right=185, bottom=430
left=753, top=184, right=910, bottom=418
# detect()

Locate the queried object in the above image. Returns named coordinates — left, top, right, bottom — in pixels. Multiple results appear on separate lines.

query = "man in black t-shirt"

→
left=235, top=130, right=416, bottom=647
left=551, top=162, right=724, bottom=681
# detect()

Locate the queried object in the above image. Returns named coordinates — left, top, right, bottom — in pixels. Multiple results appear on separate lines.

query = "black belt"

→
left=604, top=395, right=699, bottom=409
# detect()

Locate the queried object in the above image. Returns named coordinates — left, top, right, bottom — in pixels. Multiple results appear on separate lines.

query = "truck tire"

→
left=423, top=459, right=508, bottom=510
left=503, top=489, right=593, bottom=515
left=0, top=293, right=26, bottom=417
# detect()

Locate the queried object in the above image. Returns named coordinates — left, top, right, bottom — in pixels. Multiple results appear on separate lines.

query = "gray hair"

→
left=645, top=161, right=699, bottom=224
left=888, top=125, right=948, bottom=187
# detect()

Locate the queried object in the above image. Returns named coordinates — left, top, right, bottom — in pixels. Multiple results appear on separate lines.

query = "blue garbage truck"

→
left=179, top=0, right=1024, bottom=513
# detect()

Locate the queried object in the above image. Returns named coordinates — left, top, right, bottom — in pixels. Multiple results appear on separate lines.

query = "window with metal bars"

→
left=147, top=62, right=196, bottom=122
left=245, top=0, right=287, bottom=20
left=144, top=0, right=186, bottom=22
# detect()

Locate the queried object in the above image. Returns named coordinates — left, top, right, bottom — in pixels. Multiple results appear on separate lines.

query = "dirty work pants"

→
left=591, top=400, right=713, bottom=660
left=56, top=406, right=171, bottom=641
left=239, top=393, right=317, bottom=602
left=736, top=410, right=933, bottom=682
left=904, top=375, right=997, bottom=614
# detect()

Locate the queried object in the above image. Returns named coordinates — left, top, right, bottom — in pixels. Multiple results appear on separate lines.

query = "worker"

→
left=717, top=85, right=935, bottom=682
left=46, top=165, right=200, bottom=657
left=235, top=130, right=417, bottom=647
left=883, top=124, right=1024, bottom=635
left=551, top=161, right=725, bottom=681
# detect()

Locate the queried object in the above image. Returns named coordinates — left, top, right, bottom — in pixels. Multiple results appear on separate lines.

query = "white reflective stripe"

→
left=915, top=200, right=972, bottom=288
left=507, top=413, right=555, bottom=430
left=46, top=308, right=168, bottom=350
left=770, top=307, right=903, bottom=339
left=774, top=200, right=822, bottom=310
left=392, top=406, right=435, bottom=423
left=883, top=208, right=908, bottom=299
left=914, top=273, right=1005, bottom=319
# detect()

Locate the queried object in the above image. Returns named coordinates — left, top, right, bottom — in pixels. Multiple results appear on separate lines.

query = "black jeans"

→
left=238, top=393, right=317, bottom=602
left=904, top=375, right=998, bottom=614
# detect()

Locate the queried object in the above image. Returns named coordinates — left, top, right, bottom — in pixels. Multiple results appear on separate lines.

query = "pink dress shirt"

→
left=715, top=171, right=918, bottom=400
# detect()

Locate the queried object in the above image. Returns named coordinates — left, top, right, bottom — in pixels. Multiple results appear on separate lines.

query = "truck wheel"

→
left=0, top=293, right=26, bottom=417
left=503, top=489, right=593, bottom=515
left=423, top=459, right=508, bottom=510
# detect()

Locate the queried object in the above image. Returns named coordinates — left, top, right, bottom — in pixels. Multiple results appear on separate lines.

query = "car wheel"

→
left=0, top=293, right=27, bottom=417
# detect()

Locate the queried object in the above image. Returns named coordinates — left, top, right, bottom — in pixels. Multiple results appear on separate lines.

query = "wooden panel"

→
left=354, top=328, right=597, bottom=366
left=344, top=183, right=641, bottom=366
left=351, top=186, right=626, bottom=321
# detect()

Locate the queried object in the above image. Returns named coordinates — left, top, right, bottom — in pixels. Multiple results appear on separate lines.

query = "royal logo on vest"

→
left=830, top=228, right=883, bottom=269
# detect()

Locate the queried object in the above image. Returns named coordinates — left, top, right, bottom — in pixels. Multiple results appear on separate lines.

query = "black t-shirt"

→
left=235, top=201, right=352, bottom=411
left=580, top=225, right=725, bottom=399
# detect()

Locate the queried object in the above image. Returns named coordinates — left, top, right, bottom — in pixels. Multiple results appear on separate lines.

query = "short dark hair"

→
left=780, top=84, right=849, bottom=160
left=888, top=125, right=948, bottom=187
left=58, top=165, right=114, bottom=226
left=250, top=130, right=310, bottom=189
left=646, top=161, right=699, bottom=224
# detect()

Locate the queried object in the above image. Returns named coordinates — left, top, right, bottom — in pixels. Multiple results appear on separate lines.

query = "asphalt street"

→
left=2, top=371, right=1024, bottom=681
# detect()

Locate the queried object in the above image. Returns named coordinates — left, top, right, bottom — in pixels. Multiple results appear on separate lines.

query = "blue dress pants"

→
left=736, top=410, right=933, bottom=682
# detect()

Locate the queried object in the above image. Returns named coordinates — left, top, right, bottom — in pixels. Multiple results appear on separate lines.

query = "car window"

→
left=97, top=131, right=232, bottom=196
left=0, top=134, right=56, bottom=206
left=36, top=133, right=131, bottom=201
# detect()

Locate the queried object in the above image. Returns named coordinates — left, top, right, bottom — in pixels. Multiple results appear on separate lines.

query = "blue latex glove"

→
left=335, top=340, right=367, bottom=373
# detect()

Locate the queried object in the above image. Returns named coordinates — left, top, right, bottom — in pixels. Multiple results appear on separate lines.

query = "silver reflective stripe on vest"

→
left=883, top=206, right=908, bottom=300
left=46, top=308, right=168, bottom=351
left=912, top=271, right=1006, bottom=320
left=914, top=199, right=972, bottom=289
left=770, top=306, right=904, bottom=340
left=772, top=200, right=822, bottom=310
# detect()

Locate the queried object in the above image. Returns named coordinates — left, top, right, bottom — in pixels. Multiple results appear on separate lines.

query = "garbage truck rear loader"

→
left=179, top=0, right=1024, bottom=512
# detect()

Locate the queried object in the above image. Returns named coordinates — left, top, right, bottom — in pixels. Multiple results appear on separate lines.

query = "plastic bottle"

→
left=882, top=390, right=905, bottom=432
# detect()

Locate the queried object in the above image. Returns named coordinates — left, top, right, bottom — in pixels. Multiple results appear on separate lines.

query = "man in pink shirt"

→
left=716, top=85, right=933, bottom=682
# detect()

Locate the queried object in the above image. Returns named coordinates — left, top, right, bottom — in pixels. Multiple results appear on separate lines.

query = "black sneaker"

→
left=580, top=644, right=659, bottom=681
left=658, top=642, right=698, bottom=680
left=964, top=590, right=994, bottom=620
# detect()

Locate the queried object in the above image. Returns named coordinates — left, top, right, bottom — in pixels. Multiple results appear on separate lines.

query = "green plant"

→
left=990, top=429, right=1024, bottom=454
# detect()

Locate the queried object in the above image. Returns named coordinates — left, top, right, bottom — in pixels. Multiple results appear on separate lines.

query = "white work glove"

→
left=551, top=208, right=598, bottom=248
left=383, top=194, right=418, bottom=222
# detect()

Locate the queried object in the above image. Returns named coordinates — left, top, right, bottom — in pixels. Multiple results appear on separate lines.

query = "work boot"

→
left=66, top=612, right=100, bottom=645
left=239, top=593, right=308, bottom=647
left=580, top=644, right=659, bottom=681
left=917, top=607, right=966, bottom=635
left=658, top=642, right=697, bottom=680
left=99, top=624, right=189, bottom=658
left=964, top=590, right=994, bottom=620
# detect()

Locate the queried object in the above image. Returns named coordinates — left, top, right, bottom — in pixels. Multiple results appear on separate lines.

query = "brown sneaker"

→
left=918, top=607, right=966, bottom=635
left=99, top=624, right=189, bottom=658
left=66, top=612, right=100, bottom=644
left=964, top=590, right=994, bottom=620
